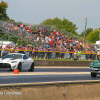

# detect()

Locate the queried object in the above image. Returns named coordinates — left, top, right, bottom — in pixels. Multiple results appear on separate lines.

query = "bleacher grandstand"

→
left=0, top=20, right=96, bottom=60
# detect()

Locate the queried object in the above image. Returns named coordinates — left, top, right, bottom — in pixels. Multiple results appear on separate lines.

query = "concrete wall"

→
left=0, top=82, right=100, bottom=100
left=34, top=60, right=92, bottom=66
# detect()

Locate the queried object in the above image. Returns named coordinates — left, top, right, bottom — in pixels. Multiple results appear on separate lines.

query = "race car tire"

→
left=91, top=72, right=97, bottom=77
left=18, top=62, right=22, bottom=71
left=28, top=62, right=34, bottom=71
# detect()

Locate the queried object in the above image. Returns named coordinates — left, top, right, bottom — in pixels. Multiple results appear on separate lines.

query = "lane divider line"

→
left=35, top=66, right=89, bottom=68
left=0, top=80, right=100, bottom=87
left=0, top=72, right=90, bottom=76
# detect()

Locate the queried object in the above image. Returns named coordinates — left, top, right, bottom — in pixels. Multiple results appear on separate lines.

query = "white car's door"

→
left=21, top=59, right=28, bottom=69
left=26, top=58, right=32, bottom=67
left=22, top=55, right=31, bottom=69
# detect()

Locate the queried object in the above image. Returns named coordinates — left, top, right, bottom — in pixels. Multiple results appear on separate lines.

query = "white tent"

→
left=0, top=41, right=15, bottom=49
left=96, top=41, right=100, bottom=44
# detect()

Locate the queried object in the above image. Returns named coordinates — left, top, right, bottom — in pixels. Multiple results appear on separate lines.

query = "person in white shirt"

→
left=97, top=50, right=100, bottom=60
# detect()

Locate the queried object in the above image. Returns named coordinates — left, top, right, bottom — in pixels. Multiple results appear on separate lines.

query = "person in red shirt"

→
left=50, top=41, right=53, bottom=47
left=53, top=30, right=57, bottom=35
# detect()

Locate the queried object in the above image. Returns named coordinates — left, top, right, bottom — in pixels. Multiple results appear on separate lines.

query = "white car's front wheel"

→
left=28, top=62, right=34, bottom=71
left=18, top=63, right=22, bottom=71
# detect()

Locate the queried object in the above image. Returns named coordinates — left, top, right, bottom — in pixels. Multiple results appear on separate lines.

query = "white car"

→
left=0, top=53, right=34, bottom=71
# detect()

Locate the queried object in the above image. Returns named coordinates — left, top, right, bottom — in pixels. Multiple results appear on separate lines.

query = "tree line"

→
left=0, top=1, right=9, bottom=21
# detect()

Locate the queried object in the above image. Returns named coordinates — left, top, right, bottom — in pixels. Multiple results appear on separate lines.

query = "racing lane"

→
left=0, top=66, right=100, bottom=84
left=0, top=74, right=100, bottom=84
left=0, top=67, right=89, bottom=72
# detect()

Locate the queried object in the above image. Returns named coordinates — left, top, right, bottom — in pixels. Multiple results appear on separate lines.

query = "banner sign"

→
left=81, top=54, right=86, bottom=60
left=64, top=53, right=70, bottom=59
left=51, top=52, right=56, bottom=59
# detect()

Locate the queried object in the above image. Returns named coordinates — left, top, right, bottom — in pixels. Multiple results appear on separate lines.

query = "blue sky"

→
left=3, top=0, right=100, bottom=34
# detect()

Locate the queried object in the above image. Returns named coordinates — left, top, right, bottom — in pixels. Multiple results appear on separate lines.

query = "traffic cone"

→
left=14, top=69, right=19, bottom=74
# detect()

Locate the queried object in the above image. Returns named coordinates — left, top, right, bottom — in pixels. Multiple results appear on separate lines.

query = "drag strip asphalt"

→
left=0, top=74, right=100, bottom=85
left=0, top=66, right=97, bottom=85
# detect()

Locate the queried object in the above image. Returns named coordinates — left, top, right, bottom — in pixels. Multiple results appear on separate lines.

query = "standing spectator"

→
left=86, top=49, right=89, bottom=60
left=60, top=48, right=65, bottom=59
left=0, top=45, right=2, bottom=57
left=47, top=47, right=51, bottom=59
left=78, top=49, right=81, bottom=60
left=97, top=50, right=100, bottom=60
left=72, top=49, right=78, bottom=60
left=2, top=47, right=8, bottom=57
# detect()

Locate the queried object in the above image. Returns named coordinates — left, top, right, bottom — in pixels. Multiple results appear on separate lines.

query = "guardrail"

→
left=0, top=81, right=100, bottom=100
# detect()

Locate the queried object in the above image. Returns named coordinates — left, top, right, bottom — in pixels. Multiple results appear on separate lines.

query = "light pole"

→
left=98, top=28, right=100, bottom=41
left=82, top=17, right=87, bottom=44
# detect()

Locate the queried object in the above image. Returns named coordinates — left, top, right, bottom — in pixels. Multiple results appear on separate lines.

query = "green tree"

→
left=0, top=1, right=9, bottom=21
left=41, top=19, right=53, bottom=25
left=41, top=17, right=78, bottom=35
left=15, top=21, right=23, bottom=25
left=9, top=19, right=15, bottom=22
left=86, top=28, right=99, bottom=43
left=79, top=28, right=93, bottom=37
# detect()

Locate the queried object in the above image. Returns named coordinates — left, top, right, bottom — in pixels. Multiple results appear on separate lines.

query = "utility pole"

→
left=98, top=28, right=100, bottom=41
left=82, top=17, right=87, bottom=44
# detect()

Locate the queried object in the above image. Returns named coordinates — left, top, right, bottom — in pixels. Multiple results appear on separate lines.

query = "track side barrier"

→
left=0, top=49, right=98, bottom=60
left=0, top=49, right=96, bottom=66
left=0, top=81, right=100, bottom=100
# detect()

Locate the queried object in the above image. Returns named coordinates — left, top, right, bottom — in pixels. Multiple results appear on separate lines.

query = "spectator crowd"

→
left=1, top=21, right=99, bottom=60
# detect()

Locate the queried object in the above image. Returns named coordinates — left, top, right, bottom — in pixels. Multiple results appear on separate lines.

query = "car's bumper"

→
left=89, top=68, right=100, bottom=74
left=0, top=63, right=11, bottom=68
left=0, top=63, right=17, bottom=70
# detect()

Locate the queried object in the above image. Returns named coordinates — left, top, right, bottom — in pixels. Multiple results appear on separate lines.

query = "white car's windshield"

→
left=3, top=54, right=22, bottom=59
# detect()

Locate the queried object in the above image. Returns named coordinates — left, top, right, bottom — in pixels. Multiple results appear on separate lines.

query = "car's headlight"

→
left=90, top=62, right=93, bottom=66
left=11, top=61, right=18, bottom=63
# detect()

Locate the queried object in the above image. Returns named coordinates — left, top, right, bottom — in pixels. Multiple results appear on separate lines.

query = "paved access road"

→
left=0, top=66, right=99, bottom=85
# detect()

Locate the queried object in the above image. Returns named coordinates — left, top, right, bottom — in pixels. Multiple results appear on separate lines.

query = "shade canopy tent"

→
left=0, top=41, right=15, bottom=49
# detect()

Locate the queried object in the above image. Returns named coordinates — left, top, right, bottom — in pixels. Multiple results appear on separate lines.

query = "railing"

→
left=0, top=49, right=98, bottom=60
